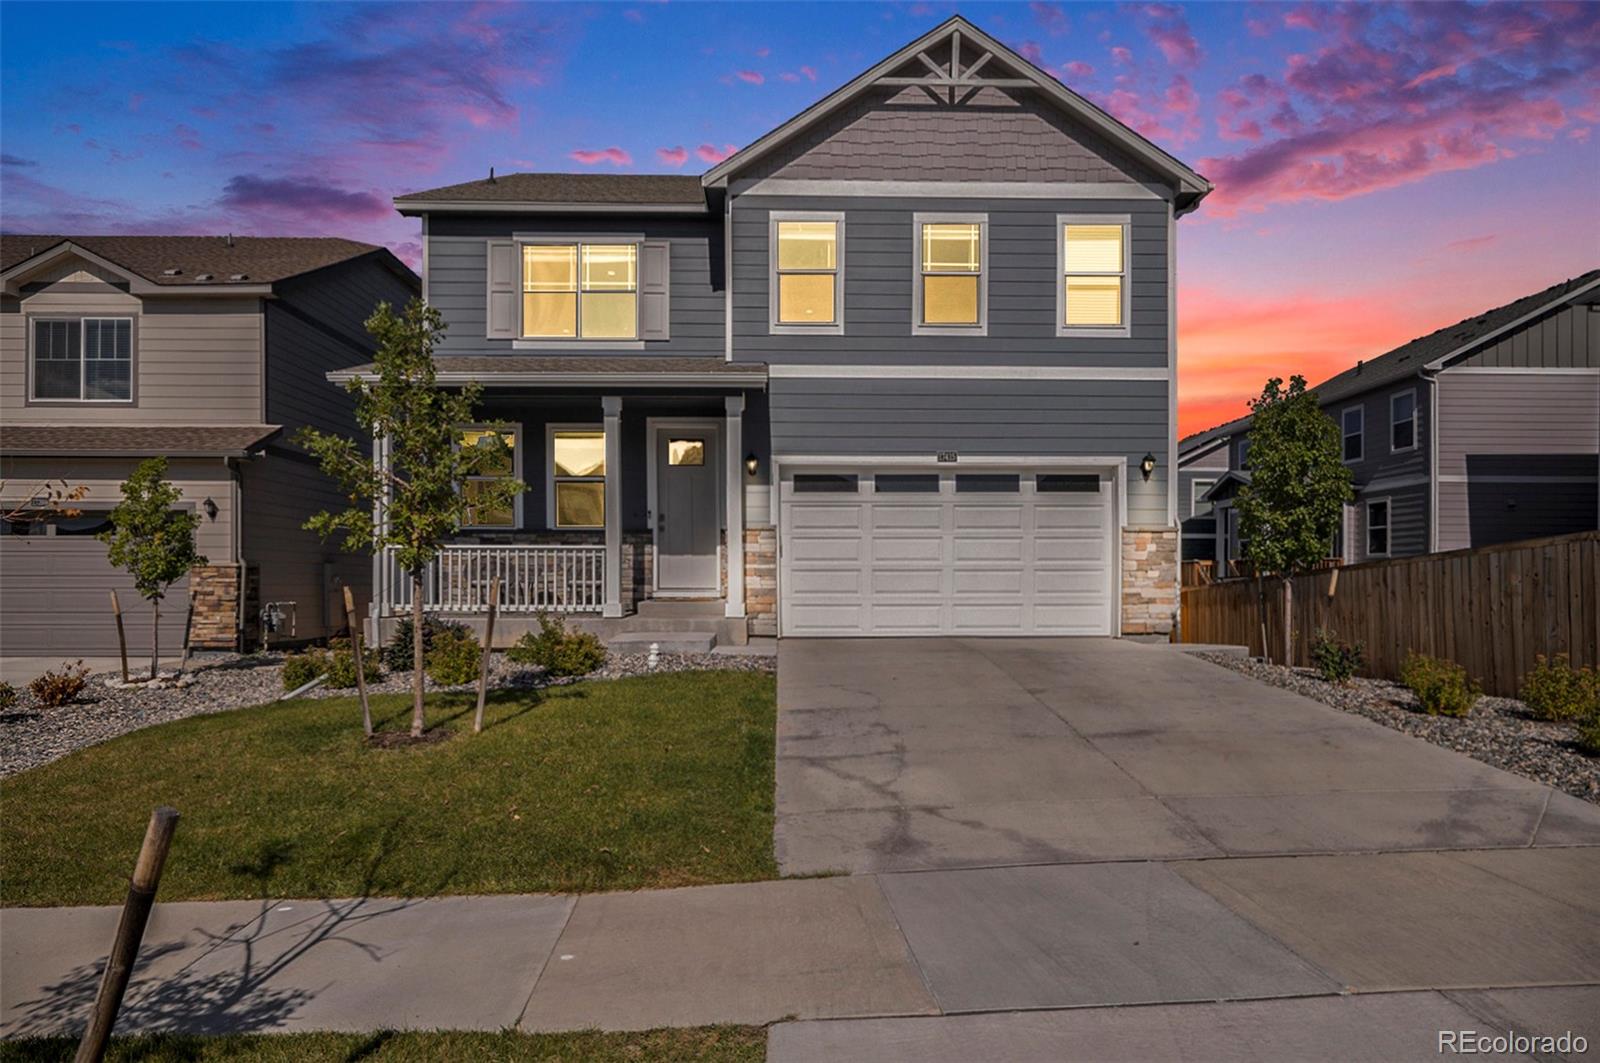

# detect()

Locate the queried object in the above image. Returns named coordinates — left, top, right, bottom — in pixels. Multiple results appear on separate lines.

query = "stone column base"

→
left=744, top=525, right=777, bottom=637
left=190, top=563, right=244, bottom=650
left=1121, top=527, right=1177, bottom=635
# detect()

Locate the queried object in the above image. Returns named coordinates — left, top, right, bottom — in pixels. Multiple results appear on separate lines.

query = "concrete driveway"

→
left=776, top=638, right=1600, bottom=874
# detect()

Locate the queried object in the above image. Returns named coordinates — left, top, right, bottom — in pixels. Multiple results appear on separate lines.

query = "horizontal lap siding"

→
left=1437, top=373, right=1600, bottom=476
left=241, top=455, right=366, bottom=638
left=1359, top=483, right=1427, bottom=560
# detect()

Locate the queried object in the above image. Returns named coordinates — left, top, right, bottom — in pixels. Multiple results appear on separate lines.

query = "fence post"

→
left=474, top=578, right=500, bottom=735
left=74, top=806, right=179, bottom=1063
left=343, top=585, right=372, bottom=737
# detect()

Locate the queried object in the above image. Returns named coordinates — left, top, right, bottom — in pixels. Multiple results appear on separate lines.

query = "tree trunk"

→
left=410, top=575, right=425, bottom=737
left=150, top=599, right=160, bottom=680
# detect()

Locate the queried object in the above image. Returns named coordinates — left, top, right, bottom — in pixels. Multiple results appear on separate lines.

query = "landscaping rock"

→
left=1194, top=653, right=1599, bottom=805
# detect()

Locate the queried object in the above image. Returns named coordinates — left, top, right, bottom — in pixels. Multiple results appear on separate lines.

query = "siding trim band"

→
left=768, top=365, right=1169, bottom=380
left=733, top=179, right=1172, bottom=200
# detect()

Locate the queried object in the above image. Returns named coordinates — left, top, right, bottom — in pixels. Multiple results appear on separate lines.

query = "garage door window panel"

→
left=793, top=474, right=859, bottom=493
left=956, top=474, right=1020, bottom=493
left=875, top=474, right=940, bottom=493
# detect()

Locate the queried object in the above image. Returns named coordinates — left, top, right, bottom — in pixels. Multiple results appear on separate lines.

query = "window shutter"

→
left=639, top=240, right=671, bottom=341
left=486, top=239, right=518, bottom=340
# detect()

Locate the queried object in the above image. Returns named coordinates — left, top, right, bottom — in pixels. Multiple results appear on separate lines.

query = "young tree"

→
left=296, top=298, right=523, bottom=737
left=1234, top=375, right=1353, bottom=662
left=99, top=458, right=205, bottom=679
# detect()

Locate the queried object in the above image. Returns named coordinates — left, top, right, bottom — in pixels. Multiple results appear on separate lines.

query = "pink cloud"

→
left=800, top=64, right=817, bottom=82
left=1110, top=45, right=1133, bottom=65
left=1030, top=2, right=1070, bottom=37
left=1019, top=41, right=1044, bottom=64
left=656, top=145, right=688, bottom=167
left=695, top=143, right=738, bottom=164
left=570, top=146, right=633, bottom=166
left=1444, top=234, right=1497, bottom=253
left=1062, top=60, right=1094, bottom=80
left=735, top=69, right=764, bottom=85
left=623, top=8, right=644, bottom=23
left=1140, top=3, right=1202, bottom=67
left=755, top=46, right=770, bottom=58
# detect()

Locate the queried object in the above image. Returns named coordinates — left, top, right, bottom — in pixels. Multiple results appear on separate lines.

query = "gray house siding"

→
left=1178, top=441, right=1227, bottom=561
left=1357, top=482, right=1428, bottom=560
left=1452, top=298, right=1599, bottom=369
left=425, top=214, right=724, bottom=358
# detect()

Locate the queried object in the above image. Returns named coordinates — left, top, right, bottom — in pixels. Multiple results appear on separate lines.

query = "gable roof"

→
left=0, top=235, right=415, bottom=295
left=700, top=16, right=1211, bottom=212
left=395, top=173, right=708, bottom=214
left=1179, top=414, right=1251, bottom=460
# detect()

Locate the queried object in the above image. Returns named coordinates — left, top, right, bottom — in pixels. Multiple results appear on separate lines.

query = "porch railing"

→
left=382, top=544, right=605, bottom=614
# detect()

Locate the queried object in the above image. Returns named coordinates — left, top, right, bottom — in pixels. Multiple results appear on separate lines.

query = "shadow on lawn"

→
left=366, top=688, right=547, bottom=738
left=5, top=821, right=462, bottom=1040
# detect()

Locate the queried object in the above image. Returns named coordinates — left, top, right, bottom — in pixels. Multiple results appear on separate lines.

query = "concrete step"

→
left=605, top=632, right=717, bottom=654
left=634, top=599, right=726, bottom=618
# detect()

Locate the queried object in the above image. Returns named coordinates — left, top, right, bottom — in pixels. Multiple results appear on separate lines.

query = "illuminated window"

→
left=668, top=438, right=705, bottom=466
left=917, top=219, right=984, bottom=329
left=522, top=243, right=636, bottom=339
left=549, top=427, right=606, bottom=528
left=459, top=427, right=518, bottom=528
left=772, top=214, right=842, bottom=331
left=1060, top=217, right=1127, bottom=332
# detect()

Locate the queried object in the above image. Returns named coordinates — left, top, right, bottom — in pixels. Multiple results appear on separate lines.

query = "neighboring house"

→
left=1175, top=416, right=1245, bottom=564
left=1, top=235, right=418, bottom=656
left=1188, top=270, right=1600, bottom=568
left=367, top=16, right=1210, bottom=642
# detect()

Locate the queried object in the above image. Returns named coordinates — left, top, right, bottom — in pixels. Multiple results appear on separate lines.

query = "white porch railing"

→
left=382, top=545, right=605, bottom=614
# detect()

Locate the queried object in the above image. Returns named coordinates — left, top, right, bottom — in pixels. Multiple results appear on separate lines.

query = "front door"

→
left=655, top=428, right=720, bottom=594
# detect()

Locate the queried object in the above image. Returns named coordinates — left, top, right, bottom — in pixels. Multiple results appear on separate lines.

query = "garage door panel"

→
left=787, top=604, right=866, bottom=633
left=1036, top=504, right=1106, bottom=529
left=1035, top=535, right=1106, bottom=562
left=870, top=569, right=942, bottom=594
left=952, top=537, right=1024, bottom=562
left=1033, top=569, right=1107, bottom=594
left=872, top=505, right=943, bottom=530
left=1, top=538, right=190, bottom=655
left=789, top=536, right=864, bottom=562
left=872, top=536, right=943, bottom=562
left=791, top=505, right=863, bottom=530
left=788, top=567, right=863, bottom=595
left=866, top=605, right=944, bottom=632
left=950, top=604, right=1027, bottom=631
left=953, top=505, right=1023, bottom=530
left=953, top=568, right=1025, bottom=594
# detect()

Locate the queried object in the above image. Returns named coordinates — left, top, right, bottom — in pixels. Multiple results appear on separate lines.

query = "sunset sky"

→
left=3, top=1, right=1596, bottom=435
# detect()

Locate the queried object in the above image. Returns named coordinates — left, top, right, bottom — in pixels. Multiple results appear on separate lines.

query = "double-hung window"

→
left=914, top=215, right=986, bottom=332
left=31, top=317, right=133, bottom=401
left=1237, top=439, right=1251, bottom=470
left=771, top=213, right=842, bottom=333
left=1342, top=406, right=1364, bottom=463
left=1390, top=390, right=1417, bottom=452
left=522, top=243, right=637, bottom=340
left=1191, top=478, right=1216, bottom=517
left=459, top=427, right=519, bottom=529
left=1058, top=216, right=1129, bottom=335
left=548, top=427, right=606, bottom=529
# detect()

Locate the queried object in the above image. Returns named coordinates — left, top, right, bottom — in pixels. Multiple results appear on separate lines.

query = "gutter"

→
left=325, top=369, right=768, bottom=390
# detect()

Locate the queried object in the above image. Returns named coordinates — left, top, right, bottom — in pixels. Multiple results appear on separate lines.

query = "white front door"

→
left=654, top=428, right=720, bottom=594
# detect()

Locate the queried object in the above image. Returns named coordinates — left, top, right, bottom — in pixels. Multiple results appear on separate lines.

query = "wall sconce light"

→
left=1139, top=453, right=1157, bottom=481
left=744, top=452, right=759, bottom=477
left=203, top=497, right=219, bottom=520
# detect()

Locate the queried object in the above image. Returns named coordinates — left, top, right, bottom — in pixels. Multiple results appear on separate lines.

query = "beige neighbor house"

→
left=1, top=235, right=417, bottom=657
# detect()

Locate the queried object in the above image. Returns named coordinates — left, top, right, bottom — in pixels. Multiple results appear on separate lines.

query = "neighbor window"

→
left=1191, top=478, right=1216, bottom=517
left=549, top=427, right=606, bottom=528
left=1391, top=390, right=1416, bottom=452
left=772, top=215, right=841, bottom=330
left=31, top=317, right=132, bottom=401
left=1237, top=439, right=1251, bottom=470
left=1342, top=406, right=1364, bottom=463
left=1060, top=217, right=1128, bottom=332
left=1366, top=499, right=1390, bottom=557
left=459, top=428, right=518, bottom=528
left=522, top=243, right=637, bottom=340
left=916, top=217, right=985, bottom=330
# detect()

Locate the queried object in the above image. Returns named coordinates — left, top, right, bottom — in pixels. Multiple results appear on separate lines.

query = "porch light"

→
left=203, top=497, right=219, bottom=520
left=745, top=452, right=759, bottom=477
left=1139, top=453, right=1157, bottom=481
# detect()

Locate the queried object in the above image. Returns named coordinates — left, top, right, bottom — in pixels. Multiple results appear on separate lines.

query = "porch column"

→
left=602, top=395, right=624, bottom=617
left=724, top=394, right=746, bottom=619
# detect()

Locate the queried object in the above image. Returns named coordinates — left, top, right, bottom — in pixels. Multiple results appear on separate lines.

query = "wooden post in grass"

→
left=75, top=806, right=179, bottom=1063
left=474, top=577, right=500, bottom=735
left=343, top=585, right=372, bottom=737
left=178, top=585, right=196, bottom=677
left=109, top=590, right=130, bottom=684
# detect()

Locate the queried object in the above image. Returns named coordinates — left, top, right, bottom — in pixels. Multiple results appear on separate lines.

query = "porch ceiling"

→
left=328, top=356, right=767, bottom=389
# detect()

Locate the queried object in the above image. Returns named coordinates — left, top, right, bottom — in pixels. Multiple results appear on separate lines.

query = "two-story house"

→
left=1185, top=270, right=1599, bottom=568
left=365, top=16, right=1210, bottom=643
left=1, top=236, right=417, bottom=658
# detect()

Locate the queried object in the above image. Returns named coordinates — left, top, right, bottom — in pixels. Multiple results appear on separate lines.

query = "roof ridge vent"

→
left=229, top=273, right=248, bottom=281
left=195, top=272, right=214, bottom=281
left=162, top=268, right=182, bottom=276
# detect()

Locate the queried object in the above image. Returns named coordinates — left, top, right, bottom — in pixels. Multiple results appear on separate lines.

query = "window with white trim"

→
left=1191, top=478, right=1216, bottom=517
left=548, top=427, right=606, bottom=528
left=1342, top=406, right=1364, bottom=463
left=459, top=427, right=519, bottom=528
left=914, top=216, right=986, bottom=331
left=1390, top=390, right=1416, bottom=452
left=1366, top=498, right=1390, bottom=557
left=522, top=243, right=637, bottom=340
left=771, top=214, right=841, bottom=331
left=31, top=317, right=133, bottom=401
left=1059, top=216, right=1128, bottom=333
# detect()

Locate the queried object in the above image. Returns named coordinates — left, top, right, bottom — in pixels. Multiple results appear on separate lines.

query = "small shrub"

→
left=383, top=616, right=471, bottom=672
left=507, top=613, right=607, bottom=677
left=325, top=638, right=382, bottom=690
left=1577, top=714, right=1600, bottom=757
left=1400, top=652, right=1479, bottom=718
left=426, top=628, right=483, bottom=686
left=281, top=649, right=329, bottom=692
left=29, top=662, right=90, bottom=708
left=1310, top=629, right=1365, bottom=685
left=0, top=681, right=16, bottom=711
left=1518, top=654, right=1600, bottom=723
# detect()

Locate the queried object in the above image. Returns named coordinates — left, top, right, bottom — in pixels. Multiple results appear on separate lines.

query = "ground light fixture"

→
left=1140, top=452, right=1156, bottom=481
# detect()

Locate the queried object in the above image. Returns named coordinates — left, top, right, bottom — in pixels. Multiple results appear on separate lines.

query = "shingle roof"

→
left=395, top=173, right=708, bottom=208
left=1179, top=414, right=1251, bottom=457
left=0, top=424, right=281, bottom=457
left=1, top=235, right=403, bottom=287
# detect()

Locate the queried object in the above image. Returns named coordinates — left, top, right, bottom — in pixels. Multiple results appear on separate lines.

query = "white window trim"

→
left=1190, top=478, right=1216, bottom=518
left=515, top=235, right=643, bottom=345
left=1057, top=213, right=1131, bottom=338
left=27, top=315, right=135, bottom=404
left=768, top=210, right=844, bottom=336
left=1365, top=497, right=1391, bottom=558
left=545, top=422, right=606, bottom=530
left=1390, top=388, right=1418, bottom=453
left=459, top=425, right=523, bottom=531
left=1341, top=405, right=1364, bottom=464
left=911, top=212, right=988, bottom=336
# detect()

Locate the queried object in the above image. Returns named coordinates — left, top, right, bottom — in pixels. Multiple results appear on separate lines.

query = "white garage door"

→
left=779, top=468, right=1115, bottom=637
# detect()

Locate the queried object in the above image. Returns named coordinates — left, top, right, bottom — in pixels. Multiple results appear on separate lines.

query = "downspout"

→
left=226, top=455, right=245, bottom=651
left=1425, top=369, right=1439, bottom=553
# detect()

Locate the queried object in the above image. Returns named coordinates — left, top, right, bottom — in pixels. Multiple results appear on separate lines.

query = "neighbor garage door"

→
left=0, top=532, right=190, bottom=656
left=779, top=468, right=1115, bottom=636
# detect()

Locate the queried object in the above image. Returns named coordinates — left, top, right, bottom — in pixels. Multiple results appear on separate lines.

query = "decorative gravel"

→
left=1195, top=652, right=1599, bottom=805
left=0, top=649, right=775, bottom=779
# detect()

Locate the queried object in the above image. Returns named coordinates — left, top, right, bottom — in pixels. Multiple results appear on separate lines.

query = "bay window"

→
left=31, top=317, right=133, bottom=401
left=1059, top=216, right=1129, bottom=334
left=548, top=426, right=606, bottom=529
left=914, top=215, right=986, bottom=332
left=522, top=243, right=637, bottom=340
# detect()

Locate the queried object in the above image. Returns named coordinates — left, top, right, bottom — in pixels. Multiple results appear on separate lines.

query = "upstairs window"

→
left=549, top=427, right=606, bottom=528
left=1391, top=390, right=1417, bottom=452
left=522, top=243, right=637, bottom=340
left=1237, top=439, right=1251, bottom=470
left=459, top=427, right=518, bottom=528
left=1366, top=498, right=1390, bottom=557
left=1059, top=217, right=1128, bottom=334
left=1191, top=478, right=1216, bottom=517
left=32, top=317, right=132, bottom=402
left=1342, top=406, right=1364, bottom=463
left=915, top=217, right=986, bottom=331
left=772, top=215, right=842, bottom=331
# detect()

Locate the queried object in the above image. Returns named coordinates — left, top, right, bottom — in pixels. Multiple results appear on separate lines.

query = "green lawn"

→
left=1, top=672, right=777, bottom=907
left=0, top=1026, right=766, bottom=1062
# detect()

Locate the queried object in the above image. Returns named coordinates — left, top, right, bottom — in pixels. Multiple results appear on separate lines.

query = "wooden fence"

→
left=1178, top=531, right=1598, bottom=697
